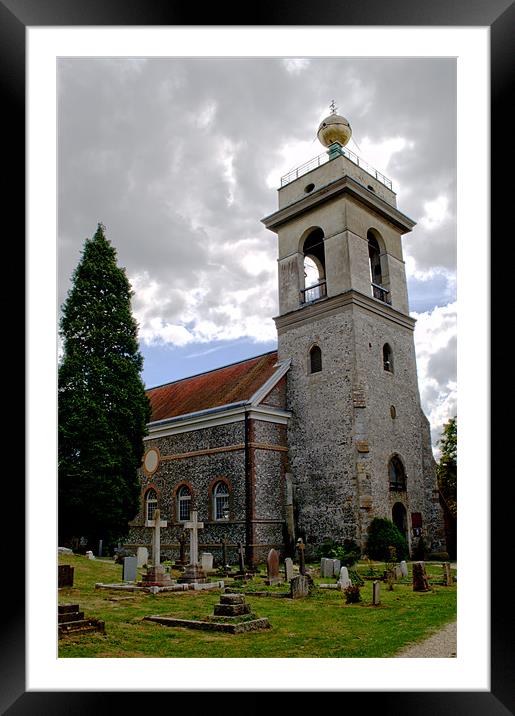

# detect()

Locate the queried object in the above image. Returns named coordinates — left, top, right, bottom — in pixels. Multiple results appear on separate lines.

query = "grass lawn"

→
left=58, top=554, right=456, bottom=658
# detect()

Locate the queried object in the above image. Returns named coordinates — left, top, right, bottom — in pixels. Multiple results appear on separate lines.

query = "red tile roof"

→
left=147, top=351, right=279, bottom=422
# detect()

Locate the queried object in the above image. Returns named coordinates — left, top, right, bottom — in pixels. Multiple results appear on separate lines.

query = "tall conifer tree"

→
left=58, top=223, right=151, bottom=550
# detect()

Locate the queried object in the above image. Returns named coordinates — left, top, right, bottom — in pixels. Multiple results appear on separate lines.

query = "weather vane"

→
left=330, top=99, right=337, bottom=115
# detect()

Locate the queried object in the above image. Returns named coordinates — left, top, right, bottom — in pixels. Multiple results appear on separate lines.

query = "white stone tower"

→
left=262, top=107, right=445, bottom=556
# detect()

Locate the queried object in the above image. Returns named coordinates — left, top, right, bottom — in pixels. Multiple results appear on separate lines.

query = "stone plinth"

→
left=140, top=565, right=173, bottom=587
left=177, top=564, right=207, bottom=584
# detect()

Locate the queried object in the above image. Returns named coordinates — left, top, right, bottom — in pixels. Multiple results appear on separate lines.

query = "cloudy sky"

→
left=58, top=57, right=456, bottom=452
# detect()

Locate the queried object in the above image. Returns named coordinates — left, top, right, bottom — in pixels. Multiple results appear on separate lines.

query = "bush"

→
left=366, top=518, right=409, bottom=562
left=317, top=538, right=361, bottom=567
left=343, top=585, right=362, bottom=604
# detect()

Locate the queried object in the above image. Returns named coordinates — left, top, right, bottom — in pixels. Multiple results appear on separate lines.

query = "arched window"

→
left=309, top=345, right=322, bottom=373
left=389, top=455, right=407, bottom=491
left=145, top=489, right=158, bottom=521
left=368, top=229, right=390, bottom=303
left=177, top=485, right=191, bottom=522
left=383, top=343, right=393, bottom=372
left=213, top=481, right=230, bottom=521
left=301, top=228, right=326, bottom=303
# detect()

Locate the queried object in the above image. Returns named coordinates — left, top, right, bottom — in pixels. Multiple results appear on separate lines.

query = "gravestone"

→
left=400, top=560, right=408, bottom=578
left=178, top=511, right=207, bottom=583
left=176, top=532, right=187, bottom=566
left=394, top=565, right=403, bottom=580
left=284, top=557, right=294, bottom=582
left=201, top=552, right=214, bottom=571
left=237, top=542, right=246, bottom=575
left=321, top=559, right=335, bottom=578
left=296, top=538, right=306, bottom=575
left=58, top=565, right=74, bottom=588
left=137, top=547, right=148, bottom=568
left=290, top=574, right=310, bottom=599
left=332, top=559, right=341, bottom=577
left=85, top=551, right=95, bottom=560
left=266, top=548, right=281, bottom=585
left=337, top=566, right=352, bottom=590
left=412, top=561, right=431, bottom=592
left=372, top=580, right=381, bottom=606
left=442, top=562, right=453, bottom=586
left=141, top=509, right=173, bottom=586
left=122, top=556, right=138, bottom=582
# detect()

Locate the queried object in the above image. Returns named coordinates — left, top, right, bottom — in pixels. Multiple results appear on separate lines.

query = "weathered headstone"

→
left=442, top=562, right=453, bottom=586
left=290, top=574, right=310, bottom=599
left=400, top=560, right=408, bottom=578
left=266, top=548, right=281, bottom=585
left=372, top=580, right=381, bottom=606
left=58, top=564, right=74, bottom=588
left=122, top=556, right=138, bottom=582
left=394, top=565, right=403, bottom=580
left=201, top=552, right=214, bottom=571
left=85, top=550, right=95, bottom=560
left=321, top=558, right=335, bottom=578
left=412, top=561, right=431, bottom=592
left=137, top=546, right=148, bottom=567
left=297, top=538, right=306, bottom=575
left=176, top=531, right=187, bottom=565
left=337, top=566, right=352, bottom=590
left=332, top=559, right=341, bottom=577
left=284, top=557, right=294, bottom=581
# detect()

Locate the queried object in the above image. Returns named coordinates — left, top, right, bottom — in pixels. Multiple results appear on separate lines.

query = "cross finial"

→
left=330, top=99, right=337, bottom=115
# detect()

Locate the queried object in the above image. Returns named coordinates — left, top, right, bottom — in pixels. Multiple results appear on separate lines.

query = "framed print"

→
left=6, top=0, right=509, bottom=712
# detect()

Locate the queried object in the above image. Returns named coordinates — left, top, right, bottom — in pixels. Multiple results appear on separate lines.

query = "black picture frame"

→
left=6, top=0, right=508, bottom=713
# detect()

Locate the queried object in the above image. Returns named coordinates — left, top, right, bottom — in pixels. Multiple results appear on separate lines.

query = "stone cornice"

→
left=262, top=175, right=416, bottom=234
left=274, top=289, right=416, bottom=333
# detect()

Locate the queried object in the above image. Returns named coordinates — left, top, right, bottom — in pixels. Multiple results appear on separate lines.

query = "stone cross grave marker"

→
left=238, top=542, right=245, bottom=574
left=184, top=510, right=204, bottom=566
left=284, top=557, right=294, bottom=581
left=297, top=538, right=306, bottom=575
left=145, top=508, right=167, bottom=567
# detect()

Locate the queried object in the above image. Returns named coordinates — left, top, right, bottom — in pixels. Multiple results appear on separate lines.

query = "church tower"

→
left=262, top=108, right=445, bottom=556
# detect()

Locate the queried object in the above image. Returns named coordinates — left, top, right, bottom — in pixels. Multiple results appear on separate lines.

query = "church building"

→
left=125, top=110, right=446, bottom=565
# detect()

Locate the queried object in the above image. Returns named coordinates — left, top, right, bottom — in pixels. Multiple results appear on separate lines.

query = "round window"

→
left=304, top=183, right=315, bottom=193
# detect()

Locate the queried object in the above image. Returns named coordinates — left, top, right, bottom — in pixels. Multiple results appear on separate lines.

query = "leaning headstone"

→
left=296, top=538, right=306, bottom=575
left=266, top=548, right=281, bottom=585
left=137, top=546, right=149, bottom=568
left=372, top=580, right=381, bottom=606
left=332, top=559, right=341, bottom=577
left=412, top=561, right=431, bottom=592
left=400, top=560, right=408, bottom=578
left=122, top=556, right=138, bottom=582
left=290, top=574, right=310, bottom=599
left=442, top=562, right=453, bottom=586
left=337, top=566, right=352, bottom=590
left=284, top=557, right=294, bottom=582
left=201, top=552, right=214, bottom=571
left=58, top=565, right=74, bottom=588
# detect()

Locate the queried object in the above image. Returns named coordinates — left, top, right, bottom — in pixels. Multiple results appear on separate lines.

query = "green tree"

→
left=437, top=415, right=457, bottom=518
left=58, top=223, right=151, bottom=551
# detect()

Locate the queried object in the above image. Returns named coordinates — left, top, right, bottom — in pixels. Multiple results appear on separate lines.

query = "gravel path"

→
left=394, top=621, right=457, bottom=658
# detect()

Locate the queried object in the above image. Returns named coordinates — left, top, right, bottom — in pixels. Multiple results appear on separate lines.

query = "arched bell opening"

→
left=301, top=228, right=327, bottom=303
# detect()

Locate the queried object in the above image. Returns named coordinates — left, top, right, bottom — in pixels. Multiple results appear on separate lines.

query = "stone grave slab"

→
left=122, top=556, right=138, bottom=582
